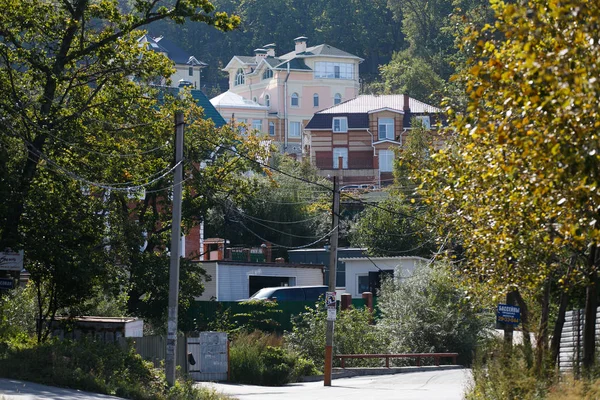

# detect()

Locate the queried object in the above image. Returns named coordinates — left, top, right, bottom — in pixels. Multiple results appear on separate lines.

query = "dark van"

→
left=249, top=285, right=328, bottom=302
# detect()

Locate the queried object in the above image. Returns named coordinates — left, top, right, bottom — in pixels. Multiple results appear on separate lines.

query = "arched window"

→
left=334, top=93, right=342, bottom=105
left=291, top=92, right=299, bottom=107
left=313, top=93, right=319, bottom=107
left=253, top=97, right=258, bottom=103
left=235, top=68, right=245, bottom=86
left=265, top=94, right=270, bottom=107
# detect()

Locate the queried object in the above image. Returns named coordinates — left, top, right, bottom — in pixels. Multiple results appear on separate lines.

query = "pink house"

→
left=215, top=37, right=363, bottom=158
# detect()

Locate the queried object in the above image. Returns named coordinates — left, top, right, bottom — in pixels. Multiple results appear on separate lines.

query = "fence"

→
left=185, top=297, right=377, bottom=333
left=559, top=307, right=600, bottom=371
left=118, top=334, right=187, bottom=370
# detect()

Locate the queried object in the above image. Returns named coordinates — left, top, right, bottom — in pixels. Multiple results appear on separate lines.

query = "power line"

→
left=237, top=219, right=338, bottom=250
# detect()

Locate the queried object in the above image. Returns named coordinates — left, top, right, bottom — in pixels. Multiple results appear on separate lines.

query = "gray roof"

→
left=318, top=95, right=441, bottom=114
left=138, top=34, right=206, bottom=66
left=279, top=44, right=362, bottom=60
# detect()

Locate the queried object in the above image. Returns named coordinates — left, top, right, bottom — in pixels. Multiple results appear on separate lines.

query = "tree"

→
left=421, top=0, right=600, bottom=372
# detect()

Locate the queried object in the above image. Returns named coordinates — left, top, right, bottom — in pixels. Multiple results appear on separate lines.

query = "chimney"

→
left=294, top=36, right=308, bottom=54
left=263, top=43, right=276, bottom=57
left=254, top=48, right=267, bottom=63
left=403, top=94, right=410, bottom=112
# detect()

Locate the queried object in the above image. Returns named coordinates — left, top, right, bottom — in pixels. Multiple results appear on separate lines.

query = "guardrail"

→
left=337, top=353, right=459, bottom=368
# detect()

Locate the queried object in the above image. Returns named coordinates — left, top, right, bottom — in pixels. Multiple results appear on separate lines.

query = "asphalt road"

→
left=200, top=368, right=473, bottom=400
left=0, top=379, right=124, bottom=400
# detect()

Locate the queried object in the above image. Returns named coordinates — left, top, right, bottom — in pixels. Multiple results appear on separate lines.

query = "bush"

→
left=228, top=331, right=317, bottom=386
left=377, top=264, right=491, bottom=366
left=285, top=305, right=387, bottom=367
left=0, top=339, right=232, bottom=400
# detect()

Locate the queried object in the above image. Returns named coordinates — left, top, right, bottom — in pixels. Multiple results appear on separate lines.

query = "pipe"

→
left=284, top=61, right=290, bottom=151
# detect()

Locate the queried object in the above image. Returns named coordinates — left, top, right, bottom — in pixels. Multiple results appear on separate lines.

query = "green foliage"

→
left=229, top=331, right=315, bottom=385
left=0, top=284, right=37, bottom=344
left=0, top=339, right=233, bottom=399
left=286, top=305, right=387, bottom=367
left=377, top=264, right=491, bottom=365
left=466, top=339, right=549, bottom=400
left=230, top=300, right=282, bottom=333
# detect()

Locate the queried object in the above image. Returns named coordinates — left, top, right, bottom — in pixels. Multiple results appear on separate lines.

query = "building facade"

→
left=217, top=37, right=363, bottom=158
left=304, top=94, right=442, bottom=186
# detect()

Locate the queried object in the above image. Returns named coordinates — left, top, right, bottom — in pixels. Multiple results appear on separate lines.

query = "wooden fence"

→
left=559, top=308, right=600, bottom=371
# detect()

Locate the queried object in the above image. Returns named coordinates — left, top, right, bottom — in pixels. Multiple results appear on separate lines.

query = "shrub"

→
left=228, top=331, right=316, bottom=386
left=285, top=304, right=387, bottom=367
left=0, top=339, right=232, bottom=400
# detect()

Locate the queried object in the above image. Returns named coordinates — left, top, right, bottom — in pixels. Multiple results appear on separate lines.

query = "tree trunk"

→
left=550, top=257, right=575, bottom=366
left=514, top=290, right=533, bottom=368
left=583, top=245, right=599, bottom=374
left=536, top=279, right=551, bottom=375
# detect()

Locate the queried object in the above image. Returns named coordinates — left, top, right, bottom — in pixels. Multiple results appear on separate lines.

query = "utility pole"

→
left=166, top=111, right=184, bottom=386
left=324, top=176, right=340, bottom=386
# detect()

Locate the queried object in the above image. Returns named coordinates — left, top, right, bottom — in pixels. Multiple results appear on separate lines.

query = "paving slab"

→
left=0, top=378, right=125, bottom=400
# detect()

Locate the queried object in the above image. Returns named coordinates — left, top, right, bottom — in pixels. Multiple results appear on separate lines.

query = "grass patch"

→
left=0, top=339, right=233, bottom=400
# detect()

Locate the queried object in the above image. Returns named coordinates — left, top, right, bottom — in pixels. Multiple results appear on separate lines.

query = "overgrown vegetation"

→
left=229, top=331, right=318, bottom=386
left=0, top=339, right=233, bottom=400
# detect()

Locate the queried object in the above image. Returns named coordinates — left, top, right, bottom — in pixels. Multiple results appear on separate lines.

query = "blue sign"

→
left=0, top=278, right=14, bottom=290
left=497, top=304, right=521, bottom=326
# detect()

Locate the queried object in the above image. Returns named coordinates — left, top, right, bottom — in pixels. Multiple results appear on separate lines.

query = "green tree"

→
left=422, top=0, right=600, bottom=372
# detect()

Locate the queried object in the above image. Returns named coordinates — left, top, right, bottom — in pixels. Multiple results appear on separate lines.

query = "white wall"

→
left=342, top=257, right=428, bottom=298
left=217, top=264, right=323, bottom=301
left=195, top=262, right=217, bottom=301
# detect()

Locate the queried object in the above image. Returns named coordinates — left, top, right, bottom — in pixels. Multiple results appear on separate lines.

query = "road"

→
left=0, top=378, right=124, bottom=400
left=200, top=368, right=472, bottom=400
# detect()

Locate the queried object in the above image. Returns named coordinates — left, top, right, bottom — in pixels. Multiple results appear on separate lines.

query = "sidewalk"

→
left=0, top=378, right=125, bottom=400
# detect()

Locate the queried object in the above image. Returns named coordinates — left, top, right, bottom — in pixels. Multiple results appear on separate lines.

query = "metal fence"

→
left=559, top=307, right=600, bottom=371
left=118, top=334, right=187, bottom=370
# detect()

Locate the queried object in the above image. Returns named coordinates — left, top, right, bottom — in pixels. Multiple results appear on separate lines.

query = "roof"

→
left=279, top=44, right=362, bottom=61
left=210, top=91, right=268, bottom=110
left=53, top=316, right=141, bottom=323
left=318, top=95, right=441, bottom=114
left=191, top=90, right=227, bottom=128
left=338, top=256, right=430, bottom=262
left=211, top=261, right=325, bottom=269
left=138, top=34, right=206, bottom=66
left=274, top=58, right=312, bottom=71
left=305, top=113, right=369, bottom=130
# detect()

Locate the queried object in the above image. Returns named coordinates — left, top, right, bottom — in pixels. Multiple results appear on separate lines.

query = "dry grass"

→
left=546, top=376, right=600, bottom=400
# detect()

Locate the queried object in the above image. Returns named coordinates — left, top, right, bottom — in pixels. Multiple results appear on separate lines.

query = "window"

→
left=333, top=148, right=348, bottom=169
left=235, top=68, right=245, bottom=86
left=334, top=93, right=342, bottom=105
left=188, top=66, right=193, bottom=76
left=378, top=118, right=395, bottom=140
left=262, top=69, right=273, bottom=80
left=269, top=121, right=275, bottom=136
left=237, top=118, right=247, bottom=135
left=313, top=93, right=319, bottom=107
left=265, top=94, right=270, bottom=107
left=289, top=121, right=301, bottom=137
left=415, top=115, right=431, bottom=129
left=291, top=92, right=299, bottom=107
left=314, top=62, right=355, bottom=79
left=252, top=119, right=262, bottom=132
left=332, top=117, right=348, bottom=133
left=379, top=150, right=394, bottom=172
left=357, top=275, right=369, bottom=295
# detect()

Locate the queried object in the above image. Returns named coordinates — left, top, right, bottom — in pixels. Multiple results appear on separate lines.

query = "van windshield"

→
left=249, top=288, right=277, bottom=300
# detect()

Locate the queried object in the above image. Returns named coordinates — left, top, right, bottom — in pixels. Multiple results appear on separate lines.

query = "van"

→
left=248, top=285, right=328, bottom=302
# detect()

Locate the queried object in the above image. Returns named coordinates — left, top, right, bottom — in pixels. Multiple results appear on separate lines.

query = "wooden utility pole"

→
left=166, top=112, right=184, bottom=386
left=324, top=176, right=340, bottom=386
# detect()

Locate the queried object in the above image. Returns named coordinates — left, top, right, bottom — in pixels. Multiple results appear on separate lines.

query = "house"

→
left=195, top=260, right=324, bottom=301
left=287, top=247, right=365, bottom=289
left=340, top=256, right=429, bottom=298
left=217, top=37, right=363, bottom=158
left=304, top=94, right=443, bottom=186
left=138, top=34, right=207, bottom=89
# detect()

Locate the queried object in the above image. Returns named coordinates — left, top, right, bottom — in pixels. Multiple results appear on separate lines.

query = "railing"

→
left=337, top=353, right=459, bottom=368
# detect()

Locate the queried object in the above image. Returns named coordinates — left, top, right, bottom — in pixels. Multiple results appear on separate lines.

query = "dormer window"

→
left=378, top=118, right=395, bottom=140
left=262, top=69, right=273, bottom=80
left=332, top=117, right=348, bottom=133
left=235, top=68, right=245, bottom=86
left=291, top=92, right=299, bottom=107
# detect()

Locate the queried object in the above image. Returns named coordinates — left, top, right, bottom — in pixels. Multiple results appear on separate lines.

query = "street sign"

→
left=325, top=292, right=336, bottom=309
left=0, top=250, right=24, bottom=271
left=327, top=308, right=337, bottom=321
left=496, top=304, right=521, bottom=326
left=0, top=278, right=14, bottom=290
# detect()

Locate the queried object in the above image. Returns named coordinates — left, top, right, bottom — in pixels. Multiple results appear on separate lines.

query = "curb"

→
left=298, top=365, right=465, bottom=382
